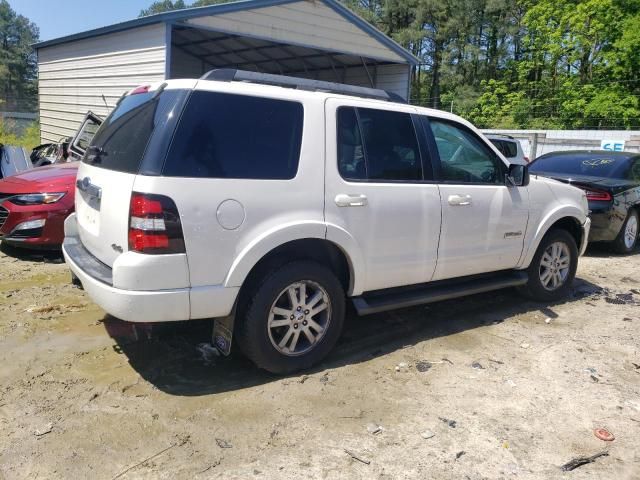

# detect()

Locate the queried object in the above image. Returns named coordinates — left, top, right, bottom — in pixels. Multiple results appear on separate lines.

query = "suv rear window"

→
left=83, top=89, right=180, bottom=173
left=163, top=91, right=303, bottom=179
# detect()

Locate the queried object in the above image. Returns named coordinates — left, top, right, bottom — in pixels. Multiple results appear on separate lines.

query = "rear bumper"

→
left=64, top=236, right=191, bottom=322
left=63, top=213, right=238, bottom=323
left=588, top=209, right=621, bottom=243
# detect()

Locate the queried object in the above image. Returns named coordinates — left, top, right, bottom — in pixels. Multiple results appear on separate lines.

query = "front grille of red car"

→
left=0, top=206, right=8, bottom=229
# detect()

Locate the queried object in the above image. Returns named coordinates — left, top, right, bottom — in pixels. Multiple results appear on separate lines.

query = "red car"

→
left=0, top=112, right=102, bottom=249
left=0, top=162, right=79, bottom=248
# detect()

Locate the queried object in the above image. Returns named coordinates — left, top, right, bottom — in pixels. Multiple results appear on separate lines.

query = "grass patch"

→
left=0, top=120, right=40, bottom=150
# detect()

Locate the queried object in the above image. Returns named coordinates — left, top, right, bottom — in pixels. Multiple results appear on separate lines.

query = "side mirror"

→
left=506, top=163, right=529, bottom=187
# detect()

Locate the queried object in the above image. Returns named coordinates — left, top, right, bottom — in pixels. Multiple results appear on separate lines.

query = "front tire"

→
left=236, top=261, right=345, bottom=374
left=519, top=229, right=578, bottom=302
left=612, top=210, right=638, bottom=254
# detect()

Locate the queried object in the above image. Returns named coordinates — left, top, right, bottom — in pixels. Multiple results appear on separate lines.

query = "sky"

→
left=9, top=0, right=157, bottom=41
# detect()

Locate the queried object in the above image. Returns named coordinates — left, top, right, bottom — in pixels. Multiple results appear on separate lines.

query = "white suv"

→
left=63, top=70, right=590, bottom=374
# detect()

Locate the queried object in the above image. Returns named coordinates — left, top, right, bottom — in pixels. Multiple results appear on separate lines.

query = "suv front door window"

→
left=425, top=118, right=529, bottom=280
left=431, top=120, right=504, bottom=184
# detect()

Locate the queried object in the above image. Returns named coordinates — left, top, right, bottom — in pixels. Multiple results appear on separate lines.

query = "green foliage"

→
left=0, top=120, right=39, bottom=150
left=139, top=0, right=233, bottom=17
left=0, top=0, right=39, bottom=111
left=139, top=0, right=187, bottom=17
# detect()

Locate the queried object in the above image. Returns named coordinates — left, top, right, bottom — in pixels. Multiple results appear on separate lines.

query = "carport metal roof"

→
left=34, top=0, right=420, bottom=66
left=171, top=23, right=403, bottom=82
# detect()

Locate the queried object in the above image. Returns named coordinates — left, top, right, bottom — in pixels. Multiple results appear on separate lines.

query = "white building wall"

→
left=37, top=24, right=167, bottom=143
left=482, top=129, right=640, bottom=158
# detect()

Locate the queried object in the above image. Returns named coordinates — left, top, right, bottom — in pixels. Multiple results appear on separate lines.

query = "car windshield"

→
left=530, top=153, right=631, bottom=179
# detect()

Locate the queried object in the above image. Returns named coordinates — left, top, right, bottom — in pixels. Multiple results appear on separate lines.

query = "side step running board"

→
left=352, top=271, right=528, bottom=316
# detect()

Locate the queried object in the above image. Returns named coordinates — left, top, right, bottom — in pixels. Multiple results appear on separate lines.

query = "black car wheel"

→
left=236, top=261, right=345, bottom=374
left=519, top=229, right=578, bottom=302
left=612, top=210, right=639, bottom=254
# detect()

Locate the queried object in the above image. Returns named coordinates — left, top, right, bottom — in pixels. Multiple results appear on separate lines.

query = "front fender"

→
left=518, top=204, right=586, bottom=268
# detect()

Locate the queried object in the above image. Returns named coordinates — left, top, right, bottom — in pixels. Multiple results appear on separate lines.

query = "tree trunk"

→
left=430, top=39, right=443, bottom=109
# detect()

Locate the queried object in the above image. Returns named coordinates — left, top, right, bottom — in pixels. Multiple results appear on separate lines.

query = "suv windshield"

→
left=530, top=153, right=632, bottom=179
left=83, top=89, right=178, bottom=173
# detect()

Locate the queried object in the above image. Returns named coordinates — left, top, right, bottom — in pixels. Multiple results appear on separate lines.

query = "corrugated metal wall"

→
left=37, top=24, right=166, bottom=143
left=171, top=47, right=410, bottom=99
left=311, top=64, right=410, bottom=100
left=36, top=1, right=413, bottom=142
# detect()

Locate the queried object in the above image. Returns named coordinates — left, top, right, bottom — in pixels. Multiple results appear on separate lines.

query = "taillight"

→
left=128, top=192, right=185, bottom=254
left=580, top=187, right=612, bottom=202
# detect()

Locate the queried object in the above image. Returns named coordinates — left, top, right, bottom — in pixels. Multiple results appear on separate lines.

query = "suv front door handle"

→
left=448, top=194, right=472, bottom=206
left=335, top=193, right=368, bottom=207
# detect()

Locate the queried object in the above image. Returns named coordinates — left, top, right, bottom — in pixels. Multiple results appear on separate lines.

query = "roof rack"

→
left=200, top=69, right=406, bottom=103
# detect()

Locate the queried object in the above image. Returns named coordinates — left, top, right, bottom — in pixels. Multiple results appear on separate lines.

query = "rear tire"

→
left=236, top=261, right=345, bottom=374
left=519, top=229, right=578, bottom=302
left=612, top=210, right=638, bottom=254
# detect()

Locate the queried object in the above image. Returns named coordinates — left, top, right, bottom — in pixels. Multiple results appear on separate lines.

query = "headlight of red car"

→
left=10, top=193, right=66, bottom=205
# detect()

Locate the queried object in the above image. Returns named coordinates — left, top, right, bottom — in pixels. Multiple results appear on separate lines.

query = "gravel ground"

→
left=0, top=242, right=638, bottom=479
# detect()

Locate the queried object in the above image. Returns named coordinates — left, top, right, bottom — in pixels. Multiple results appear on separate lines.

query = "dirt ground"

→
left=0, top=242, right=638, bottom=480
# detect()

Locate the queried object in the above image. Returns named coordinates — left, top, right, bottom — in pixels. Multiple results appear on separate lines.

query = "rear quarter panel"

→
left=132, top=85, right=327, bottom=290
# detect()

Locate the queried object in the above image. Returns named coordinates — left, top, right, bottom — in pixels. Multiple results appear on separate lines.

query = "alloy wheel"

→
left=267, top=281, right=331, bottom=356
left=539, top=241, right=571, bottom=291
left=624, top=214, right=638, bottom=250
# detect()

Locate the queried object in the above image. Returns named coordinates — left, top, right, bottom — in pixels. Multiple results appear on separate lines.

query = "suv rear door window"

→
left=163, top=91, right=303, bottom=179
left=337, top=107, right=423, bottom=182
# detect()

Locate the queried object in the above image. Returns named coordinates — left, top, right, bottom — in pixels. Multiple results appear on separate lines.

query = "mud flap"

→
left=212, top=312, right=235, bottom=356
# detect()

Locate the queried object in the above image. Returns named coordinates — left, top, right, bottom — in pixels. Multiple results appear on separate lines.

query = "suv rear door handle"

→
left=335, top=193, right=368, bottom=207
left=448, top=194, right=472, bottom=206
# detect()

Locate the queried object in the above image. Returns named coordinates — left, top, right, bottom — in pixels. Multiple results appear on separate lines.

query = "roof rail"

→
left=200, top=69, right=406, bottom=103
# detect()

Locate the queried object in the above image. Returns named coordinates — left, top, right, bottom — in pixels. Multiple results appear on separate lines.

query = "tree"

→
left=139, top=0, right=187, bottom=17
left=139, top=0, right=230, bottom=17
left=0, top=0, right=39, bottom=111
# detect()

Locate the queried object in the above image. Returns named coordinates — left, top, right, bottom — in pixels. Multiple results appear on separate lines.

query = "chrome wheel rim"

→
left=539, top=241, right=571, bottom=291
left=624, top=215, right=638, bottom=249
left=267, top=281, right=331, bottom=356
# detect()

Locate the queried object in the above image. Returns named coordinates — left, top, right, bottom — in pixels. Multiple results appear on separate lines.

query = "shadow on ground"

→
left=104, top=276, right=606, bottom=397
left=0, top=242, right=64, bottom=263
left=584, top=241, right=640, bottom=258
